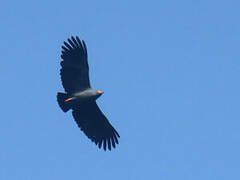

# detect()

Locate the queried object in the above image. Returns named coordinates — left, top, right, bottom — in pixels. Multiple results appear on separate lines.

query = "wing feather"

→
left=72, top=102, right=120, bottom=151
left=68, top=38, right=77, bottom=49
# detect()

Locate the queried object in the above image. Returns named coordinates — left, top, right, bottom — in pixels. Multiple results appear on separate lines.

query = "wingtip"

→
left=107, top=139, right=111, bottom=151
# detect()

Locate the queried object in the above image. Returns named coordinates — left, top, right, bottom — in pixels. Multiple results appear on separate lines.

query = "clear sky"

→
left=1, top=0, right=240, bottom=179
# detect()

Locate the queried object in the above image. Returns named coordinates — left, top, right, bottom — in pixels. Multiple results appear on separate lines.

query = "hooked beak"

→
left=97, top=90, right=103, bottom=94
left=65, top=98, right=73, bottom=102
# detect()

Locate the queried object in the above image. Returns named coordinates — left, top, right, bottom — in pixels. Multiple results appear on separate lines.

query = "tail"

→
left=57, top=92, right=72, bottom=112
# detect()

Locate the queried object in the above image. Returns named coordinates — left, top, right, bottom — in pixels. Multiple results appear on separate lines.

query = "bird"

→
left=57, top=36, right=120, bottom=151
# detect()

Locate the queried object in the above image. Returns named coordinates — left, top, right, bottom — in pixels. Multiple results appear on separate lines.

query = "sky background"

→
left=0, top=0, right=240, bottom=179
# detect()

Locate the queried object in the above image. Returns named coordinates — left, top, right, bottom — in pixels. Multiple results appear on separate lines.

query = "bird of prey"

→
left=57, top=36, right=120, bottom=151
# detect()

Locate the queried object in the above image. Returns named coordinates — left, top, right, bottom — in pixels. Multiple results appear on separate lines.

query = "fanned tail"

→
left=57, top=92, right=72, bottom=112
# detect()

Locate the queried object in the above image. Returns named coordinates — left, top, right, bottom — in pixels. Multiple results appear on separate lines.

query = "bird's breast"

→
left=73, top=89, right=100, bottom=102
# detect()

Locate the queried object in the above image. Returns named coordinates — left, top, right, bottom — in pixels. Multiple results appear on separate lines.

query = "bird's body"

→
left=72, top=89, right=102, bottom=103
left=57, top=36, right=120, bottom=151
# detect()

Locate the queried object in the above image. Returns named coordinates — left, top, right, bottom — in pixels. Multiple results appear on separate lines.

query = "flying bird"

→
left=57, top=36, right=120, bottom=151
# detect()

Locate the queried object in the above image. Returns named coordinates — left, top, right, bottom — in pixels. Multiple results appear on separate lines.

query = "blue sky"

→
left=1, top=0, right=240, bottom=179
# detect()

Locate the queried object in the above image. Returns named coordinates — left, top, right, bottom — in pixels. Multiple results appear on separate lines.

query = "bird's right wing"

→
left=60, top=36, right=90, bottom=94
left=72, top=102, right=120, bottom=151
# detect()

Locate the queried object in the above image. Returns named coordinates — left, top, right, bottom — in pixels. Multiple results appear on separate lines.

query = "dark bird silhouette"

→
left=57, top=36, right=120, bottom=151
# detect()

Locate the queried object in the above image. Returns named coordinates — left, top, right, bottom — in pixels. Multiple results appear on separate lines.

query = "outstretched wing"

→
left=60, top=36, right=90, bottom=94
left=72, top=102, right=120, bottom=151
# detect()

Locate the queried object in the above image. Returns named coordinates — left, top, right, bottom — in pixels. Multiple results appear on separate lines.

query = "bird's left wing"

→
left=72, top=102, right=120, bottom=151
left=60, top=36, right=90, bottom=94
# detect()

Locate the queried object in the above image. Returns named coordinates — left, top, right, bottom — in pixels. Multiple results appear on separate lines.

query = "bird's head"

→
left=94, top=90, right=104, bottom=99
left=97, top=90, right=104, bottom=95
